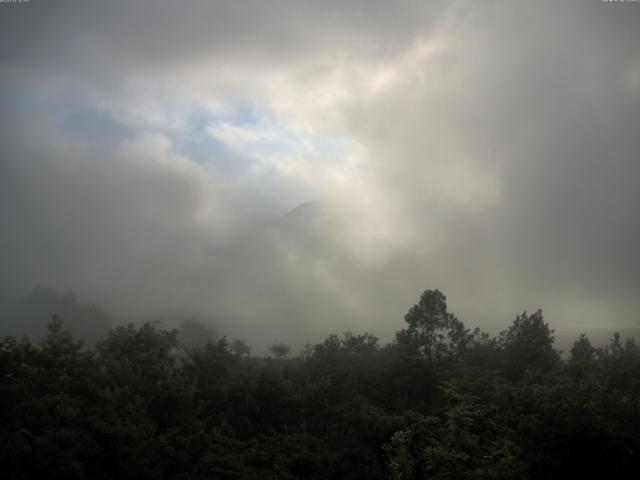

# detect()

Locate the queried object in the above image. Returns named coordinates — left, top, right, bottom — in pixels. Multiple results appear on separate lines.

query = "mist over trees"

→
left=268, top=342, right=291, bottom=360
left=1, top=287, right=111, bottom=345
left=2, top=289, right=639, bottom=479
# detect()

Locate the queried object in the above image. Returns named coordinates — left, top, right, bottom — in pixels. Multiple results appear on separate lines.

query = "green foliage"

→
left=395, top=290, right=471, bottom=364
left=383, top=383, right=527, bottom=480
left=499, top=309, right=559, bottom=379
left=394, top=290, right=471, bottom=407
left=570, top=333, right=595, bottom=364
left=2, top=290, right=640, bottom=479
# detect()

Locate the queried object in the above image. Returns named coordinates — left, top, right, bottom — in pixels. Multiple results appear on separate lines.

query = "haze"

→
left=1, top=0, right=639, bottom=350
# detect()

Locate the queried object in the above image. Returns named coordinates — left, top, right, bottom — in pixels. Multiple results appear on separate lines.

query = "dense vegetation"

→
left=2, top=289, right=639, bottom=479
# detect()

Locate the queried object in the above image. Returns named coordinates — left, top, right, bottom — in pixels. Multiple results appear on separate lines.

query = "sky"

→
left=1, top=0, right=639, bottom=349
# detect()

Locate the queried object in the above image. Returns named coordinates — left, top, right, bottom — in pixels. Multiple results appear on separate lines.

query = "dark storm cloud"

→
left=1, top=0, right=639, bottom=348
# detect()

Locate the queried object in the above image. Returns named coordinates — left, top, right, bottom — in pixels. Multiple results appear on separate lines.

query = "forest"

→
left=1, top=289, right=639, bottom=479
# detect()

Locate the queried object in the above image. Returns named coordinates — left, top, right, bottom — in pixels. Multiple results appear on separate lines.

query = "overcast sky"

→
left=1, top=0, right=639, bottom=348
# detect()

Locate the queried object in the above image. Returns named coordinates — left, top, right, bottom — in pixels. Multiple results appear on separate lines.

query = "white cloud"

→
left=2, top=0, right=639, bottom=346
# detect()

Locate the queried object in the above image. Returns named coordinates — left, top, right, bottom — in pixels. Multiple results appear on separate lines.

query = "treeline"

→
left=1, top=289, right=639, bottom=479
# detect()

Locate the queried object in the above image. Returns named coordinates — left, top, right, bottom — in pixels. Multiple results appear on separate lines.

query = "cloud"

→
left=1, top=0, right=639, bottom=348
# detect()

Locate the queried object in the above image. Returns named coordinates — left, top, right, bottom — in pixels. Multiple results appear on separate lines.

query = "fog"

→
left=1, top=0, right=639, bottom=350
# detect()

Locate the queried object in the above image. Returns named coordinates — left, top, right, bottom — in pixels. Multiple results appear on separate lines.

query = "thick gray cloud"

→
left=1, top=0, right=639, bottom=350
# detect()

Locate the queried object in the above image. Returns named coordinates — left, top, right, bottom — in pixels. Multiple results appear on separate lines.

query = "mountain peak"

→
left=281, top=201, right=326, bottom=219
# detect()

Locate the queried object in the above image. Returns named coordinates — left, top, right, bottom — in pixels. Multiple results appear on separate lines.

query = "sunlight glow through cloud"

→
left=1, top=0, right=639, bottom=346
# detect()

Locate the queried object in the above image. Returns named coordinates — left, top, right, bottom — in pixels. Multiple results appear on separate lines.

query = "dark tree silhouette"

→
left=1, top=289, right=639, bottom=479
left=395, top=289, right=469, bottom=402
left=178, top=318, right=216, bottom=350
left=268, top=342, right=291, bottom=359
left=230, top=338, right=252, bottom=357
left=500, top=309, right=559, bottom=378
